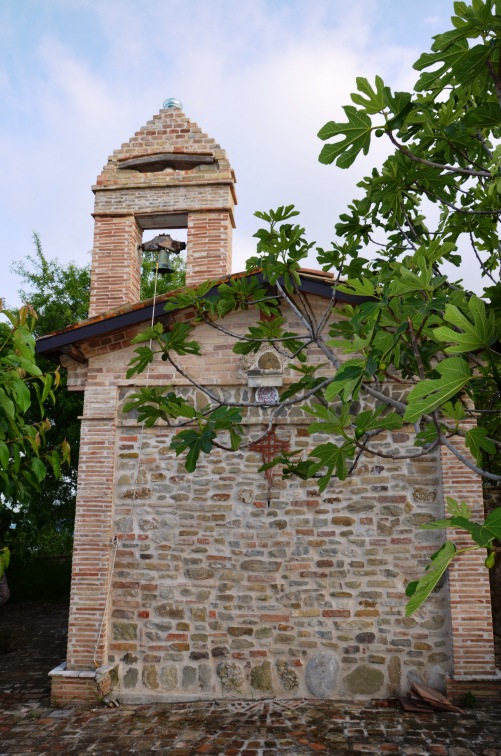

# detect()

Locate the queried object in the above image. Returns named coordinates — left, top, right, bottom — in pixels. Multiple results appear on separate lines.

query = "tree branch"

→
left=386, top=130, right=490, bottom=178
left=440, top=434, right=501, bottom=482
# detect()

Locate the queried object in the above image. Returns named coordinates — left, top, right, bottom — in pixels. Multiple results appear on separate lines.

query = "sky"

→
left=0, top=0, right=468, bottom=309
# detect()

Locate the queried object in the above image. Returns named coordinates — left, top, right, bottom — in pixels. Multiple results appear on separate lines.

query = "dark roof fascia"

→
left=36, top=271, right=371, bottom=361
left=298, top=276, right=369, bottom=304
left=37, top=300, right=164, bottom=359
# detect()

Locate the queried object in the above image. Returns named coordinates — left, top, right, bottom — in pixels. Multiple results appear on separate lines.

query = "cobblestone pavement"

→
left=1, top=601, right=500, bottom=755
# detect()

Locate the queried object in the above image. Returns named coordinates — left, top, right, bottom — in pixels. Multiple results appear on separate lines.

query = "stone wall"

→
left=108, top=405, right=451, bottom=702
left=58, top=303, right=498, bottom=704
left=51, top=99, right=498, bottom=703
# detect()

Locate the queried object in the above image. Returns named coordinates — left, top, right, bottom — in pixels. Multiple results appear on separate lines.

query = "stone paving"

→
left=1, top=600, right=500, bottom=755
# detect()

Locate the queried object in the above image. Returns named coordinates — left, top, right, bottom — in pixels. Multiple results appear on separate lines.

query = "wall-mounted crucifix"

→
left=249, top=427, right=290, bottom=507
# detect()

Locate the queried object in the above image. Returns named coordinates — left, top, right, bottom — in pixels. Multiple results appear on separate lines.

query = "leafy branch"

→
left=405, top=497, right=501, bottom=615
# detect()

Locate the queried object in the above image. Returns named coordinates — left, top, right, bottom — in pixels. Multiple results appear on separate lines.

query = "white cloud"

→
left=1, top=0, right=484, bottom=309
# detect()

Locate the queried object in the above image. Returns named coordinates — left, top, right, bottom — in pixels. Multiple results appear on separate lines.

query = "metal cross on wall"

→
left=249, top=427, right=290, bottom=505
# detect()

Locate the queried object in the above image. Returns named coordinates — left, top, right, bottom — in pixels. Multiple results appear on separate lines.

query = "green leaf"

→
left=126, top=346, right=154, bottom=378
left=30, top=456, right=47, bottom=483
left=388, top=265, right=431, bottom=297
left=171, top=428, right=216, bottom=473
left=414, top=40, right=490, bottom=92
left=130, top=322, right=164, bottom=344
left=441, top=401, right=465, bottom=422
left=0, top=441, right=9, bottom=470
left=159, top=323, right=201, bottom=356
left=334, top=277, right=376, bottom=297
left=350, top=76, right=388, bottom=114
left=384, top=89, right=413, bottom=129
left=11, top=378, right=31, bottom=413
left=403, top=357, right=471, bottom=423
left=210, top=406, right=243, bottom=430
left=318, top=106, right=372, bottom=169
left=175, top=403, right=197, bottom=420
left=306, top=403, right=352, bottom=435
left=229, top=427, right=241, bottom=451
left=355, top=408, right=404, bottom=434
left=480, top=507, right=501, bottom=544
left=0, top=388, right=15, bottom=421
left=325, top=360, right=365, bottom=402
left=446, top=497, right=472, bottom=518
left=308, top=441, right=352, bottom=489
left=415, top=423, right=439, bottom=447
left=465, top=426, right=496, bottom=463
left=462, top=102, right=501, bottom=128
left=421, top=514, right=485, bottom=546
left=12, top=330, right=36, bottom=359
left=420, top=518, right=457, bottom=530
left=12, top=356, right=42, bottom=376
left=451, top=515, right=488, bottom=546
left=41, top=374, right=54, bottom=403
left=433, top=296, right=496, bottom=354
left=453, top=44, right=492, bottom=87
left=49, top=450, right=61, bottom=479
left=405, top=541, right=456, bottom=615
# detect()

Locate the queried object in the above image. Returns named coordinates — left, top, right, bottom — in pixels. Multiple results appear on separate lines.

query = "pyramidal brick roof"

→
left=94, top=106, right=234, bottom=191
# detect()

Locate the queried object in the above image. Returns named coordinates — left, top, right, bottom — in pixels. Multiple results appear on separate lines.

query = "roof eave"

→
left=36, top=271, right=371, bottom=362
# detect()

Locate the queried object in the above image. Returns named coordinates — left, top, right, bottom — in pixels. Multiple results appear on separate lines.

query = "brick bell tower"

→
left=49, top=102, right=238, bottom=706
left=89, top=98, right=237, bottom=317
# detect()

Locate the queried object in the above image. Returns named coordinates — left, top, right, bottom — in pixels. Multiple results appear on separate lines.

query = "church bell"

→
left=157, top=249, right=175, bottom=276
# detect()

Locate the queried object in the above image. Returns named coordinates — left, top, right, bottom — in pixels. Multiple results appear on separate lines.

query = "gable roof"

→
left=36, top=268, right=369, bottom=363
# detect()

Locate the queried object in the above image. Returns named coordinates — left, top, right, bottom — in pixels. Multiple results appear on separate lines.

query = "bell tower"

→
left=88, top=99, right=237, bottom=318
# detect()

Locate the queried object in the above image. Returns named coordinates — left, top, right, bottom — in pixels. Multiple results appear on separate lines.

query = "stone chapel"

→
left=37, top=102, right=499, bottom=706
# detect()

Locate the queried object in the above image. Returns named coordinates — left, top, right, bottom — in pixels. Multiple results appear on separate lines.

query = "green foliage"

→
left=6, top=551, right=72, bottom=602
left=171, top=407, right=243, bottom=472
left=318, top=106, right=373, bottom=168
left=0, top=305, right=70, bottom=506
left=124, top=1, right=501, bottom=616
left=403, top=358, right=472, bottom=423
left=126, top=322, right=201, bottom=379
left=123, top=387, right=196, bottom=427
left=405, top=541, right=457, bottom=616
left=4, top=233, right=186, bottom=560
left=405, top=498, right=501, bottom=614
left=124, top=386, right=243, bottom=472
left=0, top=546, right=10, bottom=578
left=433, top=297, right=496, bottom=354
left=247, top=205, right=314, bottom=292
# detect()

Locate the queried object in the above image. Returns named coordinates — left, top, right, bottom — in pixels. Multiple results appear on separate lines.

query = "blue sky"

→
left=1, top=0, right=464, bottom=308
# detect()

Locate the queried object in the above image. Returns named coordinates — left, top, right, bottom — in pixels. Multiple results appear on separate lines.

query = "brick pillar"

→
left=88, top=215, right=143, bottom=317
left=186, top=210, right=232, bottom=286
left=440, top=438, right=496, bottom=677
left=66, top=387, right=118, bottom=671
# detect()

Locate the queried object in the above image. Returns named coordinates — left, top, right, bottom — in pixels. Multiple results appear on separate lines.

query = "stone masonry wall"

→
left=108, top=411, right=451, bottom=702
left=60, top=303, right=461, bottom=702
